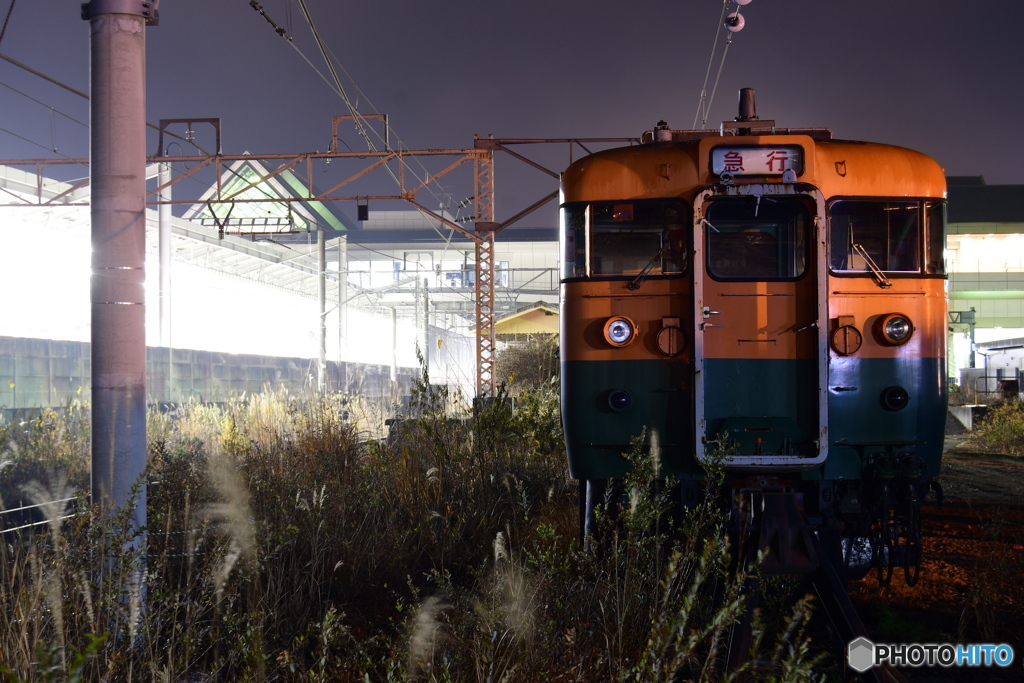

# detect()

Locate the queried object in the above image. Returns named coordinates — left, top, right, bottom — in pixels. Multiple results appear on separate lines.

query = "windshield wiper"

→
left=852, top=243, right=892, bottom=288
left=628, top=248, right=665, bottom=290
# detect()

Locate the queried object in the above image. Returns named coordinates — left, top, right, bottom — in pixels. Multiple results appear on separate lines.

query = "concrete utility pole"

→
left=83, top=0, right=158, bottom=534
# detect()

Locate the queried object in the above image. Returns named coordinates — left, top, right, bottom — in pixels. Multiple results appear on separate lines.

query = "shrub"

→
left=966, top=401, right=1024, bottom=455
left=494, top=334, right=559, bottom=394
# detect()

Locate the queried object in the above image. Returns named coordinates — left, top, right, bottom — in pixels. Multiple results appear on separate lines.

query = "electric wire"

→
left=0, top=0, right=17, bottom=47
left=0, top=62, right=316, bottom=281
left=0, top=73, right=444, bottom=370
left=315, top=35, right=462, bottom=221
left=0, top=80, right=87, bottom=127
left=704, top=37, right=734, bottom=129
left=0, top=52, right=88, bottom=99
left=251, top=1, right=460, bottom=253
left=289, top=1, right=455, bottom=218
left=0, top=124, right=80, bottom=159
left=294, top=0, right=373, bottom=151
left=275, top=6, right=457, bottom=202
left=3, top=10, right=476, bottom=333
left=692, top=0, right=740, bottom=129
left=692, top=0, right=730, bottom=129
left=255, top=1, right=464, bottom=266
left=0, top=50, right=212, bottom=160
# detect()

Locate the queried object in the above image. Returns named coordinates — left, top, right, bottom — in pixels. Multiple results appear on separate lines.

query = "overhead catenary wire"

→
left=289, top=1, right=456, bottom=208
left=3, top=9, right=478, bottom=333
left=0, top=40, right=468, bottom=384
left=0, top=50, right=261, bottom=209
left=253, top=0, right=466, bottom=257
left=1, top=48, right=444, bottom=286
left=311, top=32, right=464, bottom=250
left=0, top=0, right=18, bottom=48
left=0, top=50, right=211, bottom=162
left=692, top=0, right=744, bottom=129
left=0, top=71, right=452, bottom=280
left=0, top=124, right=80, bottom=159
left=0, top=56, right=348, bottom=306
left=703, top=38, right=734, bottom=129
left=294, top=0, right=374, bottom=154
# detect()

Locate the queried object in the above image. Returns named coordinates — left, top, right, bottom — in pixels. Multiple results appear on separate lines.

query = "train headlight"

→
left=604, top=316, right=638, bottom=347
left=880, top=385, right=910, bottom=411
left=608, top=389, right=634, bottom=412
left=877, top=313, right=913, bottom=346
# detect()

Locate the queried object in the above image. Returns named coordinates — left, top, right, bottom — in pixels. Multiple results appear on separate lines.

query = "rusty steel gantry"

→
left=0, top=125, right=636, bottom=397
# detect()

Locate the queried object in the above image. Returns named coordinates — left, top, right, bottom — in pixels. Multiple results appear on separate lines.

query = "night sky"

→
left=2, top=0, right=1023, bottom=225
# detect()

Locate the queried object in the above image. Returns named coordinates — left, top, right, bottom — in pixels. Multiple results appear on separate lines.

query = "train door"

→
left=693, top=186, right=828, bottom=468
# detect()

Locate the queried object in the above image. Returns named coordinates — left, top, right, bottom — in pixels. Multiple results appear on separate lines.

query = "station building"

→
left=946, top=176, right=1024, bottom=395
left=0, top=161, right=556, bottom=411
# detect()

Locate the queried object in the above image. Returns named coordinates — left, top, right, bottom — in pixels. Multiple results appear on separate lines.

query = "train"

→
left=559, top=89, right=946, bottom=585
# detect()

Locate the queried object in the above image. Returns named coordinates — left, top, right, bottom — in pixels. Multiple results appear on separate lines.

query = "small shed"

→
left=492, top=304, right=559, bottom=341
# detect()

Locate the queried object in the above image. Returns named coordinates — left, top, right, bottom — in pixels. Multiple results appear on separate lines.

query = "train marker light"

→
left=604, top=316, right=638, bottom=347
left=608, top=389, right=633, bottom=412
left=881, top=386, right=910, bottom=411
left=878, top=313, right=914, bottom=345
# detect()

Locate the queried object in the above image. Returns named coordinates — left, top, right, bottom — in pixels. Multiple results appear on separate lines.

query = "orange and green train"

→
left=560, top=92, right=946, bottom=583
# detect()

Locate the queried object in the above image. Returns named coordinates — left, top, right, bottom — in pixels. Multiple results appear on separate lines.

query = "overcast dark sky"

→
left=2, top=0, right=1023, bottom=224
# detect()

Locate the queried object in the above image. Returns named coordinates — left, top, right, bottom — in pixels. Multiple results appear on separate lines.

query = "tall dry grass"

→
left=0, top=372, right=823, bottom=681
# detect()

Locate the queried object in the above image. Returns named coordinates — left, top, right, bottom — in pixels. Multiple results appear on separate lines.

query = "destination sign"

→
left=711, top=146, right=803, bottom=176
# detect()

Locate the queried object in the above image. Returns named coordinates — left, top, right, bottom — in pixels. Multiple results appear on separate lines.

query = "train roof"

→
left=561, top=130, right=947, bottom=203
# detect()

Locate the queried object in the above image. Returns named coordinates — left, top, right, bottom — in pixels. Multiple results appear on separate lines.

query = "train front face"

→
left=560, top=132, right=947, bottom=514
left=560, top=143, right=701, bottom=484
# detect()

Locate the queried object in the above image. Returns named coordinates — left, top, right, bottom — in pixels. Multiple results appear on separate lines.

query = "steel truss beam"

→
left=474, top=149, right=497, bottom=398
left=0, top=133, right=637, bottom=397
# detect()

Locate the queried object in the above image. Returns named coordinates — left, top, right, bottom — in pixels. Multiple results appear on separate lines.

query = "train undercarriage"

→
left=579, top=459, right=942, bottom=682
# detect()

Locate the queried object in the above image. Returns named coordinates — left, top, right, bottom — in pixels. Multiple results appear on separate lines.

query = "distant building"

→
left=946, top=176, right=1024, bottom=376
left=961, top=337, right=1024, bottom=401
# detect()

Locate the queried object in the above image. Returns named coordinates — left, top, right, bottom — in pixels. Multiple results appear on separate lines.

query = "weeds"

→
left=956, top=508, right=1024, bottom=643
left=962, top=400, right=1024, bottom=455
left=0, top=369, right=821, bottom=680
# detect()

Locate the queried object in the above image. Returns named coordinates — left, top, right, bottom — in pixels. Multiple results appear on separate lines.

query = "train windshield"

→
left=829, top=199, right=946, bottom=275
left=704, top=197, right=809, bottom=281
left=561, top=201, right=689, bottom=278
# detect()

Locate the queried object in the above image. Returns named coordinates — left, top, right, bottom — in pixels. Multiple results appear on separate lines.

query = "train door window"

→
left=561, top=205, right=588, bottom=278
left=561, top=201, right=689, bottom=277
left=704, top=196, right=809, bottom=280
left=925, top=201, right=947, bottom=275
left=829, top=200, right=923, bottom=274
